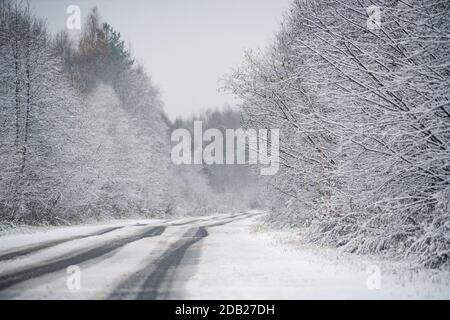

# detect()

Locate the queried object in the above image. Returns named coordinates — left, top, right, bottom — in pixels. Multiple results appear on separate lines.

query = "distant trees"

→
left=62, top=7, right=134, bottom=93
left=169, top=107, right=264, bottom=214
left=225, top=0, right=450, bottom=268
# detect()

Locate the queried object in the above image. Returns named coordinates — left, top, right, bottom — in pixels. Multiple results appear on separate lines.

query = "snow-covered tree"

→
left=225, top=0, right=450, bottom=268
left=0, top=0, right=92, bottom=223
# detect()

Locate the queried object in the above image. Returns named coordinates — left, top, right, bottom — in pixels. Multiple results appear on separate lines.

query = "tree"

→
left=225, top=0, right=450, bottom=268
left=0, top=0, right=91, bottom=223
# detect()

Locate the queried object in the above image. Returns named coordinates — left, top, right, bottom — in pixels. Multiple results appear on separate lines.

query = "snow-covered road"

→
left=0, top=212, right=448, bottom=299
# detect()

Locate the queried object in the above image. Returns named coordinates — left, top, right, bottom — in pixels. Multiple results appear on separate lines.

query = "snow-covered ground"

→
left=182, top=217, right=450, bottom=299
left=0, top=212, right=448, bottom=299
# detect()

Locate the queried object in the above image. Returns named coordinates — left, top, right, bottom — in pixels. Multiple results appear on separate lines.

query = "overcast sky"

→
left=30, top=0, right=292, bottom=120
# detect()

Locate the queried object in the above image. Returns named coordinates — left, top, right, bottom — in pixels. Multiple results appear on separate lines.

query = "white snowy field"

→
left=0, top=212, right=448, bottom=299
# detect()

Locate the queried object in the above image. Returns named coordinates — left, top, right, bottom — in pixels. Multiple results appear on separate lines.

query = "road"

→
left=0, top=212, right=448, bottom=299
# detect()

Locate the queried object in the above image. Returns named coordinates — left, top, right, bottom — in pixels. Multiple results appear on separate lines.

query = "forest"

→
left=0, top=2, right=253, bottom=225
left=0, top=0, right=449, bottom=270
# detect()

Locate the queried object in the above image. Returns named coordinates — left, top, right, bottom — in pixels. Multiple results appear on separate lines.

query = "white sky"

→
left=30, top=0, right=292, bottom=120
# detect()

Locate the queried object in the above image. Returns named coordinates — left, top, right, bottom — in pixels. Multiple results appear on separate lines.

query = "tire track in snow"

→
left=168, top=215, right=221, bottom=226
left=0, top=215, right=217, bottom=262
left=0, top=214, right=242, bottom=263
left=166, top=212, right=254, bottom=227
left=109, top=226, right=208, bottom=300
left=137, top=227, right=208, bottom=300
left=0, top=226, right=126, bottom=262
left=110, top=213, right=260, bottom=299
left=0, top=226, right=166, bottom=291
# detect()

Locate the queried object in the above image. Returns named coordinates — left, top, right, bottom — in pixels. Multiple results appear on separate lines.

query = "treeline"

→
left=225, top=0, right=449, bottom=268
left=171, top=107, right=265, bottom=212
left=0, top=1, right=243, bottom=225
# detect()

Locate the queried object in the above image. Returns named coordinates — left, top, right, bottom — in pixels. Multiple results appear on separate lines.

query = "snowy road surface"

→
left=0, top=212, right=449, bottom=299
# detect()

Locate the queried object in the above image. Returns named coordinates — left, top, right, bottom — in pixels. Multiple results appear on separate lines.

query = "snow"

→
left=0, top=215, right=216, bottom=253
left=181, top=216, right=450, bottom=299
left=6, top=225, right=194, bottom=300
left=0, top=219, right=164, bottom=252
left=0, top=214, right=448, bottom=299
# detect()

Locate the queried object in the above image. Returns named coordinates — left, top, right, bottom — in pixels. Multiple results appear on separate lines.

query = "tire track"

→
left=137, top=227, right=207, bottom=300
left=110, top=227, right=208, bottom=300
left=168, top=216, right=218, bottom=226
left=0, top=226, right=166, bottom=291
left=202, top=212, right=261, bottom=228
left=0, top=226, right=125, bottom=262
left=110, top=213, right=258, bottom=299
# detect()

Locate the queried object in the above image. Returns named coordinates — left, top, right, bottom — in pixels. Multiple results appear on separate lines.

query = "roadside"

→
left=180, top=215, right=450, bottom=299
